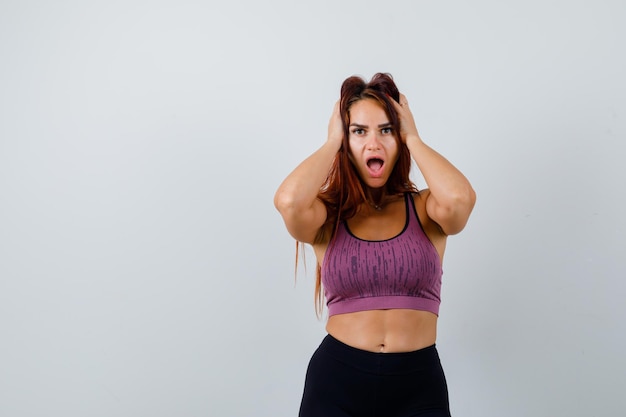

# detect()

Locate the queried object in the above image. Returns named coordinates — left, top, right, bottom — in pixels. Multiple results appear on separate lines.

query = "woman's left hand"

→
left=391, top=93, right=420, bottom=143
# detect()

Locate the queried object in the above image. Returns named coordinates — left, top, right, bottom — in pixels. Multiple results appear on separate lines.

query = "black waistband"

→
left=317, top=334, right=441, bottom=375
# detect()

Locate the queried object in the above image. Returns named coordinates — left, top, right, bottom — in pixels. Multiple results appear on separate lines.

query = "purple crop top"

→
left=322, top=193, right=443, bottom=317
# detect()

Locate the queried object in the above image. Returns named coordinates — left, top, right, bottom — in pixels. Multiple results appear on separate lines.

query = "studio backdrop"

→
left=1, top=1, right=624, bottom=416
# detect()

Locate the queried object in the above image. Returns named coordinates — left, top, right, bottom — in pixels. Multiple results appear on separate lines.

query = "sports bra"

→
left=322, top=193, right=443, bottom=317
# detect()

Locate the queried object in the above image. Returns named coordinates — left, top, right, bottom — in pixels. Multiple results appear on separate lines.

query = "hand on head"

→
left=327, top=100, right=344, bottom=147
left=391, top=93, right=420, bottom=143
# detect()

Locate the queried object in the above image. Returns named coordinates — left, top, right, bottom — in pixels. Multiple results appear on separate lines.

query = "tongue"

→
left=368, top=159, right=383, bottom=171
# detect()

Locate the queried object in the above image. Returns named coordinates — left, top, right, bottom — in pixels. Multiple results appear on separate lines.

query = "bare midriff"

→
left=325, top=309, right=438, bottom=353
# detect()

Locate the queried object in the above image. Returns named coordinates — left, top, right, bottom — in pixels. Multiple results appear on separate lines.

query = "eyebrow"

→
left=349, top=122, right=392, bottom=128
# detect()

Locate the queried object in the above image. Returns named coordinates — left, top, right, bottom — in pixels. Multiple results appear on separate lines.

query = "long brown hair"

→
left=304, top=73, right=418, bottom=315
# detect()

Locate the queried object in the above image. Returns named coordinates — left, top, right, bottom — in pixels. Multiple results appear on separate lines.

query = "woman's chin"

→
left=364, top=178, right=387, bottom=189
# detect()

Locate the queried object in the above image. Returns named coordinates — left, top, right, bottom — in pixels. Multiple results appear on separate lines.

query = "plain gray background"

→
left=1, top=1, right=624, bottom=416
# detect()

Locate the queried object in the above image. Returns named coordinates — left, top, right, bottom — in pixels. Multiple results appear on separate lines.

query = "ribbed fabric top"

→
left=322, top=193, right=443, bottom=317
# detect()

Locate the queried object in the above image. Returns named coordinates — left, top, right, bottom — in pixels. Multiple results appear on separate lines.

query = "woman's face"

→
left=347, top=98, right=399, bottom=189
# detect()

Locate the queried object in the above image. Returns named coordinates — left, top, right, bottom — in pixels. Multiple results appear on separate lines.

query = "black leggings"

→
left=298, top=335, right=451, bottom=417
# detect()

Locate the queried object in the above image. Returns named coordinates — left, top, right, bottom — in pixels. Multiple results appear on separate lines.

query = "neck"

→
left=366, top=188, right=386, bottom=211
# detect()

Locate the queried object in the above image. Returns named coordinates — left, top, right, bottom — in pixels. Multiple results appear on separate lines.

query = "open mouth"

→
left=366, top=157, right=385, bottom=175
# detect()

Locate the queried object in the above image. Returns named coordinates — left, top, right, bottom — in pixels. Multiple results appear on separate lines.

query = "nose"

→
left=366, top=132, right=381, bottom=150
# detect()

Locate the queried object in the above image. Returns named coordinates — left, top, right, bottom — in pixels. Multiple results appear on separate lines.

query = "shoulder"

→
left=411, top=190, right=445, bottom=236
left=410, top=190, right=448, bottom=260
left=411, top=189, right=430, bottom=211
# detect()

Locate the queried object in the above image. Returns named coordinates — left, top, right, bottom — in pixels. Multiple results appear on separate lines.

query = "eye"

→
left=352, top=128, right=365, bottom=135
left=381, top=127, right=393, bottom=135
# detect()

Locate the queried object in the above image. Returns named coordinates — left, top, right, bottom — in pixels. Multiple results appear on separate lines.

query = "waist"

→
left=325, top=309, right=438, bottom=353
left=315, top=334, right=441, bottom=374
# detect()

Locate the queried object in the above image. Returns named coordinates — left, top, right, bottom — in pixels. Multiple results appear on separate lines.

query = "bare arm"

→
left=274, top=101, right=343, bottom=244
left=393, top=94, right=476, bottom=235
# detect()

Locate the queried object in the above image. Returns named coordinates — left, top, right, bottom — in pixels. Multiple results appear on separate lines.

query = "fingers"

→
left=327, top=100, right=344, bottom=145
left=328, top=100, right=338, bottom=119
left=392, top=93, right=419, bottom=142
left=397, top=93, right=409, bottom=108
left=390, top=93, right=408, bottom=116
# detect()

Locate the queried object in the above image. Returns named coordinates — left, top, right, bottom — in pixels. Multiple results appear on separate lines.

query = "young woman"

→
left=274, top=73, right=475, bottom=417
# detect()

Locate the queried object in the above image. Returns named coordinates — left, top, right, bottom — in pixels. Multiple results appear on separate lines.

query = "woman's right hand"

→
left=327, top=100, right=344, bottom=147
